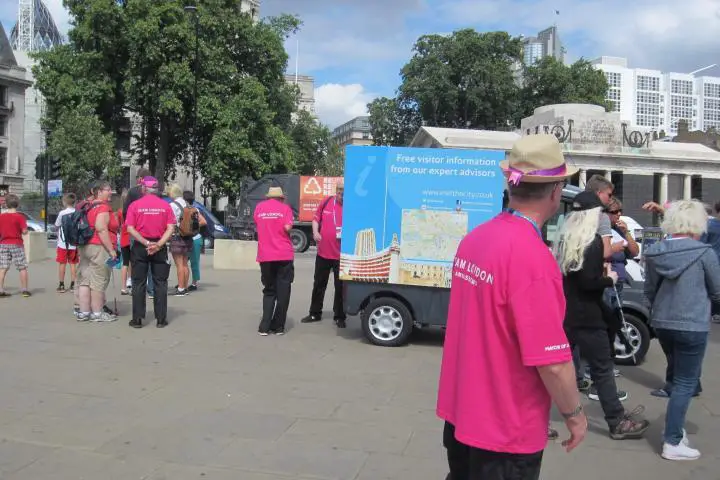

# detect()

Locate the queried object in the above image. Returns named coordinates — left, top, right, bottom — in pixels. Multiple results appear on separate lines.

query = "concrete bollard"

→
left=24, top=231, right=49, bottom=263
left=213, top=239, right=259, bottom=271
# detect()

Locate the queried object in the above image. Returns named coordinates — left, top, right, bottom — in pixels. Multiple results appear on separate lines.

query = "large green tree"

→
left=33, top=0, right=327, bottom=198
left=519, top=57, right=611, bottom=119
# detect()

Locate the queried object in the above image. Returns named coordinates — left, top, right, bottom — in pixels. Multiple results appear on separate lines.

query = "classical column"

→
left=659, top=173, right=668, bottom=205
left=683, top=174, right=692, bottom=200
left=605, top=171, right=612, bottom=182
left=578, top=169, right=587, bottom=188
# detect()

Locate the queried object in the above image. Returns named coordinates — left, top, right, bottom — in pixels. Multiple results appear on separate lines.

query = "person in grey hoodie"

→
left=644, top=200, right=720, bottom=461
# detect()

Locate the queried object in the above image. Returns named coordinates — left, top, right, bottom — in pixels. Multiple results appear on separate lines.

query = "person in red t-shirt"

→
left=76, top=181, right=119, bottom=322
left=437, top=135, right=586, bottom=479
left=300, top=183, right=345, bottom=328
left=118, top=189, right=132, bottom=295
left=125, top=176, right=176, bottom=328
left=0, top=194, right=30, bottom=297
left=253, top=187, right=294, bottom=335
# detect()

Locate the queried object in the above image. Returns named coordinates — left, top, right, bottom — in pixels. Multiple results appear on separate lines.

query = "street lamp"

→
left=184, top=4, right=200, bottom=195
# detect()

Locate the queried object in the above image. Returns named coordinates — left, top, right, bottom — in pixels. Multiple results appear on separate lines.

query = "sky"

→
left=2, top=0, right=720, bottom=129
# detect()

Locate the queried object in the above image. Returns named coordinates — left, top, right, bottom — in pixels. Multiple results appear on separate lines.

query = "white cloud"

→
left=314, top=83, right=377, bottom=129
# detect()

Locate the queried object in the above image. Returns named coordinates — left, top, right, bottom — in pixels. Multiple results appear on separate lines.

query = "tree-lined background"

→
left=33, top=4, right=611, bottom=198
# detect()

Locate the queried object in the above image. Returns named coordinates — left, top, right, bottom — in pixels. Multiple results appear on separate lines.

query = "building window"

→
left=0, top=118, right=6, bottom=137
left=704, top=83, right=720, bottom=99
left=0, top=148, right=7, bottom=173
left=636, top=75, right=660, bottom=91
left=605, top=72, right=622, bottom=88
left=0, top=85, right=7, bottom=106
left=671, top=79, right=693, bottom=95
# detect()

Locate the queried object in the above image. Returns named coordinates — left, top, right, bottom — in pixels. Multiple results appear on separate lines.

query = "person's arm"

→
left=643, top=258, right=659, bottom=305
left=20, top=215, right=28, bottom=235
left=624, top=234, right=640, bottom=258
left=702, top=250, right=720, bottom=305
left=311, top=219, right=320, bottom=241
left=127, top=225, right=148, bottom=246
left=94, top=211, right=116, bottom=257
left=509, top=275, right=587, bottom=452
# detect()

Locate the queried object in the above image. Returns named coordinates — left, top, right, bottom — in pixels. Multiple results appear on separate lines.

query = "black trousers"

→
left=259, top=260, right=294, bottom=333
left=567, top=327, right=624, bottom=428
left=309, top=255, right=345, bottom=320
left=443, top=422, right=543, bottom=480
left=131, top=241, right=170, bottom=322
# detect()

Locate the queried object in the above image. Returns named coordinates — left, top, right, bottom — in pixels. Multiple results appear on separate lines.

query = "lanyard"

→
left=505, top=208, right=542, bottom=238
left=332, top=197, right=337, bottom=226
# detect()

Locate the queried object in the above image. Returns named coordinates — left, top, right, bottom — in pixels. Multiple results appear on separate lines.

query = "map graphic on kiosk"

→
left=340, top=146, right=504, bottom=288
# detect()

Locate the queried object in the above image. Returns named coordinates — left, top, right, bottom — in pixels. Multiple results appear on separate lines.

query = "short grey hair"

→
left=661, top=200, right=709, bottom=237
left=586, top=174, right=613, bottom=194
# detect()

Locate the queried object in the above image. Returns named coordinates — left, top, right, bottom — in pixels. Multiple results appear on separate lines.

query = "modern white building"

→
left=521, top=26, right=564, bottom=65
left=592, top=56, right=720, bottom=135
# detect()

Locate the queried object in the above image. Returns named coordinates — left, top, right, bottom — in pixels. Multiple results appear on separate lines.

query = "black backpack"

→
left=61, top=202, right=98, bottom=247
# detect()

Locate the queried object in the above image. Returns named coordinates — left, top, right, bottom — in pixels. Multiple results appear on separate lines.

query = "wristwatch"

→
left=561, top=404, right=584, bottom=419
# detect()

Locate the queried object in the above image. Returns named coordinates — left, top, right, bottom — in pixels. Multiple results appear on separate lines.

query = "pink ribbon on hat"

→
left=507, top=165, right=567, bottom=185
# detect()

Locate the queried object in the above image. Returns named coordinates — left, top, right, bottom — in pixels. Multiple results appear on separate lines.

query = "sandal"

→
left=609, top=406, right=650, bottom=440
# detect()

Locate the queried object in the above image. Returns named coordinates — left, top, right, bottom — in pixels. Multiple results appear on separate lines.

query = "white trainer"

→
left=662, top=442, right=700, bottom=461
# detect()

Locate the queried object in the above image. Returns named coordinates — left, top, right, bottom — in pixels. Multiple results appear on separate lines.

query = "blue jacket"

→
left=644, top=238, right=720, bottom=332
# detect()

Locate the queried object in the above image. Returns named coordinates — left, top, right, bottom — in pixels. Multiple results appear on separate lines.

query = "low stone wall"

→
left=24, top=232, right=48, bottom=263
left=213, top=239, right=259, bottom=271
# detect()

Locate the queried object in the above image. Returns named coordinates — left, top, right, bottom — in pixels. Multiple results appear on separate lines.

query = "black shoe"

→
left=335, top=318, right=347, bottom=328
left=129, top=319, right=143, bottom=328
left=577, top=379, right=591, bottom=393
left=301, top=314, right=321, bottom=323
left=69, top=281, right=75, bottom=292
left=173, top=289, right=188, bottom=297
left=56, top=282, right=65, bottom=293
left=188, top=284, right=198, bottom=292
left=271, top=329, right=285, bottom=336
left=157, top=320, right=168, bottom=328
left=103, top=305, right=115, bottom=315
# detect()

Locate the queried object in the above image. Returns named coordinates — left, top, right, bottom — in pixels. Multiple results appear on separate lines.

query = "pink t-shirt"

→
left=314, top=196, right=342, bottom=260
left=125, top=195, right=175, bottom=239
left=437, top=213, right=571, bottom=455
left=254, top=199, right=294, bottom=263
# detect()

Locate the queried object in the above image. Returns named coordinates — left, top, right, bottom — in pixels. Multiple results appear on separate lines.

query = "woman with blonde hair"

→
left=555, top=191, right=649, bottom=441
left=167, top=183, right=192, bottom=296
left=644, top=200, right=720, bottom=460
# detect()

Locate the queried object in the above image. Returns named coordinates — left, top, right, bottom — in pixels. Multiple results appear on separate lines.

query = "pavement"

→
left=1, top=248, right=720, bottom=479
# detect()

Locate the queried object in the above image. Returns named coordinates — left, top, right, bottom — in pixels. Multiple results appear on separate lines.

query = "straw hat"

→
left=266, top=187, right=285, bottom=198
left=500, top=134, right=578, bottom=184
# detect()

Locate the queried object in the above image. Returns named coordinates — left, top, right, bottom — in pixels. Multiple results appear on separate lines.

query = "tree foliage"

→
left=368, top=28, right=611, bottom=145
left=289, top=109, right=343, bottom=175
left=46, top=105, right=120, bottom=191
left=33, top=0, right=335, bottom=198
left=519, top=57, right=611, bottom=118
left=367, top=97, right=421, bottom=146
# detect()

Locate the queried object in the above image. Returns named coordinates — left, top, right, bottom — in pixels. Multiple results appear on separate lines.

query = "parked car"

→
left=16, top=212, right=47, bottom=234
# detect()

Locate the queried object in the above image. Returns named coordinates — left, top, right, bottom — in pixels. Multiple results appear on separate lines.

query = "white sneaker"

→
left=662, top=442, right=700, bottom=461
left=90, top=312, right=118, bottom=323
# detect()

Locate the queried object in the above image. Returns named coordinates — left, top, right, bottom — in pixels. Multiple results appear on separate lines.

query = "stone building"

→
left=0, top=24, right=32, bottom=201
left=410, top=103, right=720, bottom=226
left=673, top=119, right=720, bottom=152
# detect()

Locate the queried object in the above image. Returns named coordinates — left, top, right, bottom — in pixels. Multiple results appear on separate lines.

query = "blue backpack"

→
left=61, top=202, right=98, bottom=247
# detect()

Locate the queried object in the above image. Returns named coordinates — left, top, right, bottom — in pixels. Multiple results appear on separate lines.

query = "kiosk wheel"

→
left=361, top=297, right=414, bottom=347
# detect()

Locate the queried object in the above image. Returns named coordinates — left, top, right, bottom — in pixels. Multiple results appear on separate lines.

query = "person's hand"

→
left=147, top=242, right=159, bottom=255
left=642, top=201, right=664, bottom=215
left=313, top=232, right=322, bottom=243
left=109, top=249, right=118, bottom=259
left=562, top=413, right=588, bottom=452
left=616, top=219, right=628, bottom=232
left=608, top=270, right=619, bottom=284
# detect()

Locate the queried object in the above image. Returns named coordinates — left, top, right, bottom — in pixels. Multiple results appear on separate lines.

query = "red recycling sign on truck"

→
left=298, top=176, right=342, bottom=222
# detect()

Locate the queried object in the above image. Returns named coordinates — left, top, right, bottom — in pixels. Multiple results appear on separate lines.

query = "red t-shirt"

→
left=125, top=194, right=175, bottom=240
left=314, top=196, right=342, bottom=260
left=254, top=199, right=294, bottom=263
left=118, top=209, right=130, bottom=248
left=87, top=202, right=119, bottom=247
left=0, top=212, right=27, bottom=246
left=436, top=213, right=571, bottom=455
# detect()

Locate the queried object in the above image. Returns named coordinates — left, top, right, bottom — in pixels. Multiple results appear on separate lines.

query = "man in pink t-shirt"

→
left=125, top=177, right=176, bottom=329
left=253, top=187, right=294, bottom=336
left=437, top=135, right=587, bottom=479
left=300, top=183, right=345, bottom=328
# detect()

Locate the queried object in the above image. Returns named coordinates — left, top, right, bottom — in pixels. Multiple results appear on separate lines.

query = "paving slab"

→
left=1, top=250, right=720, bottom=479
